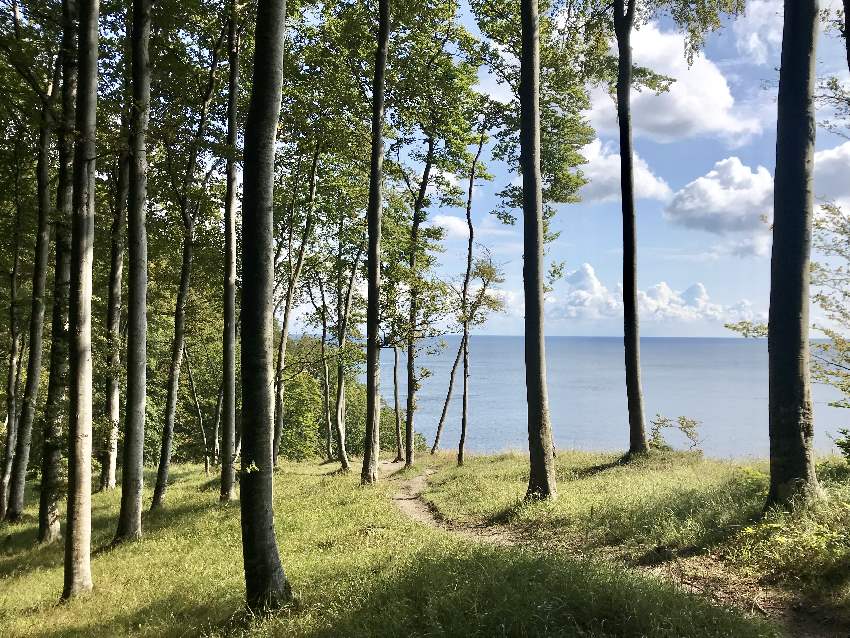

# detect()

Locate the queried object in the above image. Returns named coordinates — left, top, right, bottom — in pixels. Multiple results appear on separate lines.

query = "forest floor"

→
left=0, top=453, right=842, bottom=637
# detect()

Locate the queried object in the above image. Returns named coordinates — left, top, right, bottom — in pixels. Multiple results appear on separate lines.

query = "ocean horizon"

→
left=375, top=335, right=844, bottom=459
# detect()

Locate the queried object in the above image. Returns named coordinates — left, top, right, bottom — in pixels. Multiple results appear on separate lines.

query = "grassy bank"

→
left=423, top=450, right=850, bottom=628
left=0, top=460, right=779, bottom=637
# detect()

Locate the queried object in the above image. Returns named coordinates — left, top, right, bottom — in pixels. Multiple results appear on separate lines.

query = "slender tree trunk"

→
left=152, top=33, right=223, bottom=510
left=0, top=153, right=24, bottom=520
left=843, top=0, right=849, bottom=73
left=64, top=0, right=99, bottom=599
left=100, top=143, right=128, bottom=492
left=405, top=138, right=435, bottom=469
left=183, top=346, right=209, bottom=475
left=272, top=144, right=319, bottom=463
left=221, top=0, right=239, bottom=501
left=766, top=0, right=822, bottom=509
left=212, top=378, right=223, bottom=465
left=520, top=0, right=556, bottom=500
left=40, top=0, right=77, bottom=544
left=393, top=346, right=403, bottom=462
left=116, top=0, right=150, bottom=543
left=614, top=0, right=647, bottom=456
left=431, top=337, right=462, bottom=454
left=240, top=0, right=291, bottom=611
left=457, top=134, right=483, bottom=467
left=362, top=0, right=391, bottom=486
left=317, top=279, right=333, bottom=461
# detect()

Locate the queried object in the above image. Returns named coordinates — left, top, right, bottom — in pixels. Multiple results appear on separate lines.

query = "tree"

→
left=362, top=0, right=391, bottom=486
left=239, top=0, right=292, bottom=610
left=64, top=0, right=99, bottom=599
left=766, top=0, right=822, bottom=508
left=116, top=0, right=151, bottom=543
left=39, top=0, right=77, bottom=545
left=520, top=0, right=556, bottom=499
left=221, top=0, right=239, bottom=501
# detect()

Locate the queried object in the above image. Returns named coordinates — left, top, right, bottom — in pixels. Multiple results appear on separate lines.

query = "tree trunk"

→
left=316, top=279, right=333, bottom=461
left=393, top=346, right=403, bottom=463
left=116, top=0, right=151, bottom=543
left=39, top=0, right=77, bottom=544
left=362, top=0, right=391, bottom=486
left=0, top=151, right=24, bottom=521
left=520, top=0, right=557, bottom=500
left=405, top=137, right=435, bottom=469
left=221, top=0, right=239, bottom=501
left=843, top=0, right=849, bottom=73
left=212, top=378, right=223, bottom=465
left=614, top=0, right=647, bottom=456
left=766, top=0, right=822, bottom=509
left=272, top=143, right=320, bottom=463
left=64, top=0, right=99, bottom=599
left=240, top=0, right=292, bottom=611
left=151, top=32, right=223, bottom=510
left=183, top=345, right=209, bottom=475
left=457, top=134, right=483, bottom=467
left=100, top=141, right=128, bottom=492
left=430, top=337, right=462, bottom=454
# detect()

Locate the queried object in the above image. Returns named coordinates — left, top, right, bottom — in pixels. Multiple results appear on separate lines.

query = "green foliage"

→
left=649, top=413, right=702, bottom=452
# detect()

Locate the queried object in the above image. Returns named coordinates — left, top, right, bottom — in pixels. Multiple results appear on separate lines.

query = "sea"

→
left=377, top=336, right=846, bottom=459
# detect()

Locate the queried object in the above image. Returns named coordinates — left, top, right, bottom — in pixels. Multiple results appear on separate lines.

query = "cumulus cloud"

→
left=579, top=140, right=672, bottom=203
left=544, top=263, right=760, bottom=324
left=732, top=0, right=783, bottom=65
left=587, top=24, right=762, bottom=144
left=665, top=142, right=850, bottom=257
left=664, top=157, right=773, bottom=234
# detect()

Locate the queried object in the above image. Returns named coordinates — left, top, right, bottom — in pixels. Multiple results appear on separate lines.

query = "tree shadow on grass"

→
left=302, top=544, right=779, bottom=638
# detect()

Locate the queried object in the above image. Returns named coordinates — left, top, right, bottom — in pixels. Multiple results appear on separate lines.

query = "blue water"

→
left=378, top=336, right=845, bottom=459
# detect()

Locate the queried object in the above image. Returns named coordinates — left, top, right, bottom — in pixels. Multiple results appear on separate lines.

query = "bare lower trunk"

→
left=458, top=329, right=469, bottom=466
left=100, top=143, right=128, bottom=492
left=40, top=0, right=77, bottom=544
left=614, top=0, right=647, bottom=456
left=116, top=0, right=150, bottom=543
left=0, top=152, right=24, bottom=520
left=184, top=346, right=209, bottom=475
left=64, top=0, right=99, bottom=599
left=240, top=0, right=291, bottom=610
left=520, top=0, right=556, bottom=500
left=766, top=0, right=821, bottom=509
left=221, top=0, right=239, bottom=501
left=431, top=337, right=462, bottom=454
left=393, top=346, right=403, bottom=462
left=363, top=0, right=391, bottom=486
left=151, top=223, right=191, bottom=510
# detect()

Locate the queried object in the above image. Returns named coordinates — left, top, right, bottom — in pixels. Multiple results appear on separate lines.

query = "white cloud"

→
left=665, top=142, right=850, bottom=257
left=430, top=214, right=469, bottom=240
left=664, top=157, right=773, bottom=234
left=587, top=23, right=762, bottom=144
left=544, top=263, right=761, bottom=324
left=579, top=140, right=672, bottom=203
left=732, top=0, right=783, bottom=65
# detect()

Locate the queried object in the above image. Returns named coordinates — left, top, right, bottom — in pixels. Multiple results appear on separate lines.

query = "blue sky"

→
left=426, top=0, right=850, bottom=337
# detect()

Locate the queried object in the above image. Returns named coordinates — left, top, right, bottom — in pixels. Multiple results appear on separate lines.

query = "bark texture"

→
left=240, top=0, right=292, bottom=611
left=362, top=0, right=391, bottom=485
left=64, top=0, right=99, bottom=599
left=520, top=0, right=557, bottom=499
left=116, top=0, right=151, bottom=542
left=766, top=0, right=821, bottom=508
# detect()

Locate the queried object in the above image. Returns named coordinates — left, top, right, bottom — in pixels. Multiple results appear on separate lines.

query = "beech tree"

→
left=64, top=0, right=99, bottom=599
left=766, top=0, right=822, bottom=508
left=239, top=0, right=292, bottom=610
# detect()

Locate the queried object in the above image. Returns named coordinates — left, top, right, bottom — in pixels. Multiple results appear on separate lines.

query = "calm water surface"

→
left=378, top=336, right=845, bottom=459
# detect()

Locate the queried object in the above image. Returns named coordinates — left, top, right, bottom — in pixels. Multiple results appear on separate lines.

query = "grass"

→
left=0, top=459, right=779, bottom=637
left=423, top=450, right=850, bottom=625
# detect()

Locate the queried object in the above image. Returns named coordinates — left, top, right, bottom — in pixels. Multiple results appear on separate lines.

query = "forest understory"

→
left=2, top=451, right=849, bottom=637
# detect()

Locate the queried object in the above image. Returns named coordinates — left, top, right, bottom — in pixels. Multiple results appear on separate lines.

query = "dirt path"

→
left=385, top=461, right=843, bottom=638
